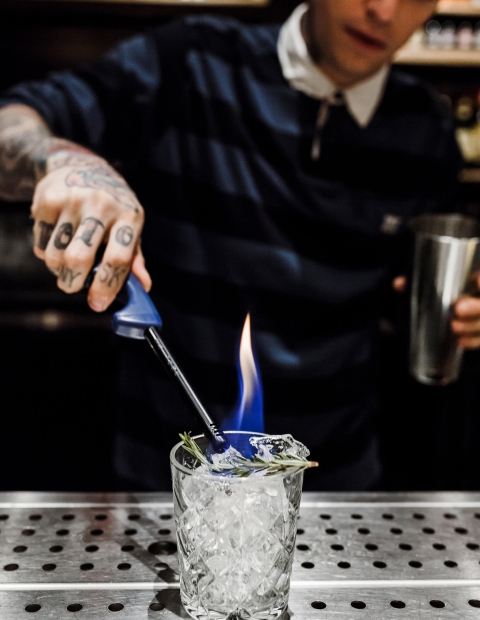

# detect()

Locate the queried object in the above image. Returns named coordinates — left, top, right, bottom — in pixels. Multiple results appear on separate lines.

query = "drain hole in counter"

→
left=80, top=563, right=94, bottom=571
left=148, top=541, right=177, bottom=556
left=14, top=546, right=27, bottom=553
left=117, top=563, right=131, bottom=570
left=150, top=603, right=166, bottom=611
left=25, top=604, right=41, bottom=612
left=85, top=545, right=98, bottom=553
left=469, top=600, right=480, bottom=608
left=338, top=562, right=350, bottom=569
left=301, top=562, right=314, bottom=569
left=42, top=564, right=56, bottom=571
left=67, top=604, right=83, bottom=612
left=108, top=603, right=124, bottom=612
left=390, top=601, right=405, bottom=608
left=429, top=600, right=445, bottom=608
left=29, top=515, right=42, bottom=521
left=351, top=601, right=366, bottom=609
left=4, top=564, right=18, bottom=571
left=311, top=601, right=326, bottom=610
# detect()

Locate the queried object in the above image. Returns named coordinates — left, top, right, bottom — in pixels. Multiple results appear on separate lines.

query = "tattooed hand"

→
left=0, top=105, right=151, bottom=310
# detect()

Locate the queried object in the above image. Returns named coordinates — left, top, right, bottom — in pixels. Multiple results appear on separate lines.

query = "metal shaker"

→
left=409, top=213, right=480, bottom=386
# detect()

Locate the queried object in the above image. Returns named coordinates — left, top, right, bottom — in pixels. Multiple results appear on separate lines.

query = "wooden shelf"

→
left=21, top=0, right=269, bottom=4
left=437, top=1, right=480, bottom=15
left=395, top=43, right=480, bottom=66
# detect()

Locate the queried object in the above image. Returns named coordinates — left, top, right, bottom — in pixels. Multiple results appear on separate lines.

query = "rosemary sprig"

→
left=179, top=432, right=319, bottom=477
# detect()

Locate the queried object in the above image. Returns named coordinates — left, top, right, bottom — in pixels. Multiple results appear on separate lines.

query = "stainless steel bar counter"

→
left=1, top=492, right=480, bottom=618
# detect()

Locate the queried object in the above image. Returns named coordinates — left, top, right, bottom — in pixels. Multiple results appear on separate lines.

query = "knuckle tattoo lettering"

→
left=58, top=264, right=82, bottom=288
left=37, top=221, right=54, bottom=250
left=115, top=226, right=134, bottom=247
left=99, top=262, right=128, bottom=289
left=75, top=217, right=105, bottom=247
left=54, top=222, right=74, bottom=250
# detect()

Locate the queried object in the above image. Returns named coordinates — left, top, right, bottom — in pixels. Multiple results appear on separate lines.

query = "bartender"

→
left=0, top=0, right=478, bottom=491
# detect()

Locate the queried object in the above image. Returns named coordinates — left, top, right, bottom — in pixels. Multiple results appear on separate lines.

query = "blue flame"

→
left=221, top=315, right=264, bottom=435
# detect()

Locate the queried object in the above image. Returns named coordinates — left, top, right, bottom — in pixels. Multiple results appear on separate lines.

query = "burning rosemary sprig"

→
left=179, top=432, right=319, bottom=477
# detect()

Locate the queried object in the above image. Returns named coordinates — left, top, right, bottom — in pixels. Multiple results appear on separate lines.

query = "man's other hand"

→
left=452, top=274, right=480, bottom=349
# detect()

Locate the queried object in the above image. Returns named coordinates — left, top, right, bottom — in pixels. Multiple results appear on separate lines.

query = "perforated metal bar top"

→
left=1, top=492, right=480, bottom=618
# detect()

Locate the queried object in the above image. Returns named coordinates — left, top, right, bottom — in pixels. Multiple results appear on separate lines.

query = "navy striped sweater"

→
left=0, top=16, right=462, bottom=490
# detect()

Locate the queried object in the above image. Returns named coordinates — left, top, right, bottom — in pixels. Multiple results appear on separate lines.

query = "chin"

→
left=336, top=54, right=387, bottom=82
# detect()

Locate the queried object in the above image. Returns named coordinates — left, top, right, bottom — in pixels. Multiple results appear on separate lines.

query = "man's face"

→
left=306, top=0, right=437, bottom=86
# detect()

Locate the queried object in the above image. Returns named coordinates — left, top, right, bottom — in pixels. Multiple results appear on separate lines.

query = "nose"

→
left=365, top=0, right=399, bottom=23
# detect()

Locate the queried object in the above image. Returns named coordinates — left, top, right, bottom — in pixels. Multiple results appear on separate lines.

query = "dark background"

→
left=0, top=0, right=479, bottom=492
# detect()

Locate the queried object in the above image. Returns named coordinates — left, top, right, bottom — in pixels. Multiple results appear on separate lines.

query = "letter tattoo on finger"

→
left=75, top=217, right=105, bottom=247
left=54, top=222, right=74, bottom=250
left=99, top=262, right=128, bottom=288
left=37, top=221, right=54, bottom=250
left=115, top=225, right=134, bottom=247
left=59, top=264, right=82, bottom=288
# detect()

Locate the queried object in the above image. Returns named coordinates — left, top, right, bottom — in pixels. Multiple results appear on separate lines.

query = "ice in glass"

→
left=170, top=431, right=307, bottom=620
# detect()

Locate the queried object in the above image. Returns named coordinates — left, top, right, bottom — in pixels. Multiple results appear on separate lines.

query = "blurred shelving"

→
left=437, top=1, right=480, bottom=15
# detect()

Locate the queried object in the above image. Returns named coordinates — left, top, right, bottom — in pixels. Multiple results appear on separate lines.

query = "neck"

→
left=300, top=10, right=378, bottom=90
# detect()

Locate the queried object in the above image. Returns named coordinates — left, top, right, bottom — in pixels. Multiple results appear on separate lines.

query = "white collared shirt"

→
left=277, top=2, right=390, bottom=128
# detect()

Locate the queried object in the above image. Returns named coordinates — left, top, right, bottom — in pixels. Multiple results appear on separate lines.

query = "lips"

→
left=345, top=26, right=388, bottom=51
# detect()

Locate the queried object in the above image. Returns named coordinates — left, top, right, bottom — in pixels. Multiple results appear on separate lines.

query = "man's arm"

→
left=0, top=104, right=151, bottom=310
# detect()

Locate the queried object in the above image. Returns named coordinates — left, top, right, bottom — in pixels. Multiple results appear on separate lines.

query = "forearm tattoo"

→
left=0, top=106, right=91, bottom=202
left=75, top=217, right=105, bottom=247
left=115, top=225, right=134, bottom=247
left=54, top=222, right=74, bottom=250
left=37, top=221, right=54, bottom=251
left=65, top=168, right=139, bottom=213
left=99, top=262, right=128, bottom=288
left=0, top=108, right=51, bottom=201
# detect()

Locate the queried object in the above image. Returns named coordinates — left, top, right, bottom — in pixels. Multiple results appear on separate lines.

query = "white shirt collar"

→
left=277, top=2, right=390, bottom=128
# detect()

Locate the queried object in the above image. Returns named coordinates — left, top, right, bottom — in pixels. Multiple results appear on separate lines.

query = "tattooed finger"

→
left=74, top=217, right=105, bottom=247
left=54, top=222, right=74, bottom=250
left=115, top=225, right=134, bottom=247
left=37, top=221, right=54, bottom=250
left=58, top=264, right=82, bottom=288
left=99, top=262, right=128, bottom=288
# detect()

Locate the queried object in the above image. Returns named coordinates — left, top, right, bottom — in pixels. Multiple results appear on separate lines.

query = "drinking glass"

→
left=170, top=431, right=305, bottom=620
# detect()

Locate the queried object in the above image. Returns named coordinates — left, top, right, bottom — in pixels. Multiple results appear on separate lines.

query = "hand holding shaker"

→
left=409, top=214, right=480, bottom=386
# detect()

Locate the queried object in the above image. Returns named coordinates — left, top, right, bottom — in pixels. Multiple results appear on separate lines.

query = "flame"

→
left=221, top=314, right=264, bottom=434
